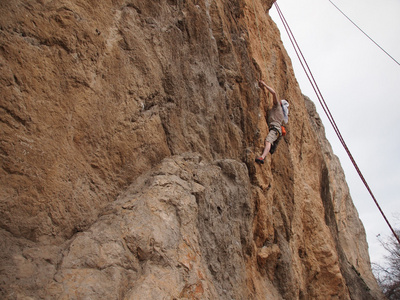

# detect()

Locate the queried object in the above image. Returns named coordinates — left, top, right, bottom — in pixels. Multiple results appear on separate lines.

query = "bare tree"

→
left=373, top=230, right=400, bottom=299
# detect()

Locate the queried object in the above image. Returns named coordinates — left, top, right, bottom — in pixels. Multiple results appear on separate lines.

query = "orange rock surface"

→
left=0, top=0, right=383, bottom=298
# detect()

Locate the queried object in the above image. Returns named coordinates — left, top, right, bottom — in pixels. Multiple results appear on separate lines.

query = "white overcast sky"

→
left=269, top=0, right=400, bottom=266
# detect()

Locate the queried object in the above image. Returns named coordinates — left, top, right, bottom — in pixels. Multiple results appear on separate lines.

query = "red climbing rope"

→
left=273, top=1, right=400, bottom=246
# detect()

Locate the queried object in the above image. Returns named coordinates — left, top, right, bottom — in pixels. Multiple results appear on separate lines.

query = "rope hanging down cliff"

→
left=273, top=1, right=400, bottom=246
left=327, top=0, right=400, bottom=67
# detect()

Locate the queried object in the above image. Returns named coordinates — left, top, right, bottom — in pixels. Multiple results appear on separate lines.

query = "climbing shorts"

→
left=265, top=127, right=280, bottom=144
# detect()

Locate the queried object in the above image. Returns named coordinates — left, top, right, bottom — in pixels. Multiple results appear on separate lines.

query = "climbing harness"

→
left=268, top=126, right=281, bottom=137
left=273, top=1, right=400, bottom=246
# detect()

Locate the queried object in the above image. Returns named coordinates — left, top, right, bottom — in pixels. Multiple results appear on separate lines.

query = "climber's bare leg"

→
left=260, top=140, right=272, bottom=160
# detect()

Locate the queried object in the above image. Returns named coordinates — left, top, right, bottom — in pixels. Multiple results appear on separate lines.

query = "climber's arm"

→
left=259, top=81, right=279, bottom=106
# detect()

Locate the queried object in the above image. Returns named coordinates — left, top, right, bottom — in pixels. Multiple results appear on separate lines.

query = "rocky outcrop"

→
left=304, top=97, right=381, bottom=299
left=0, top=0, right=383, bottom=299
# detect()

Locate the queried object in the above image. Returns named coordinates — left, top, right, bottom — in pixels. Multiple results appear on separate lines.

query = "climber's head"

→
left=281, top=100, right=289, bottom=123
left=281, top=99, right=289, bottom=109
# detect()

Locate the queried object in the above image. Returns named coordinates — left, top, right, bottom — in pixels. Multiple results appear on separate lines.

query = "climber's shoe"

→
left=255, top=156, right=264, bottom=164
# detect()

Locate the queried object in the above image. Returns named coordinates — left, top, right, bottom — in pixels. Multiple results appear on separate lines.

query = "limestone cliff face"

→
left=0, top=0, right=383, bottom=299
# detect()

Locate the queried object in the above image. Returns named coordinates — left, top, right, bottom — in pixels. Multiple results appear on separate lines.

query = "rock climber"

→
left=255, top=80, right=289, bottom=164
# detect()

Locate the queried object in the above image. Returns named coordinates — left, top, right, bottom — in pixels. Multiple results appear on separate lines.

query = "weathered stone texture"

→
left=0, top=0, right=383, bottom=299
